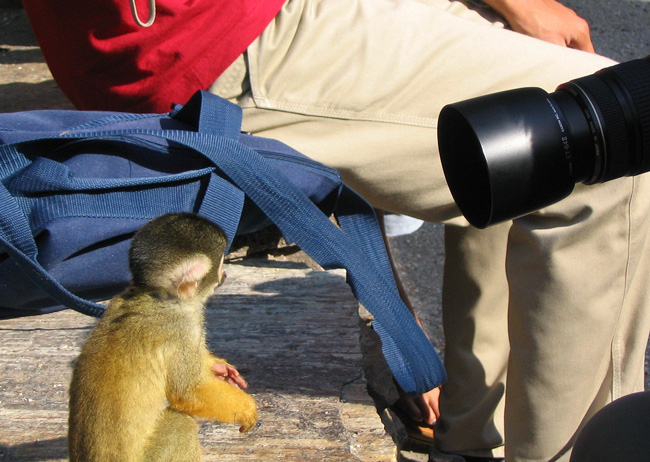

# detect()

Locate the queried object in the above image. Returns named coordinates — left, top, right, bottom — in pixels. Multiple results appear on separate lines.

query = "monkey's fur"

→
left=68, top=213, right=257, bottom=462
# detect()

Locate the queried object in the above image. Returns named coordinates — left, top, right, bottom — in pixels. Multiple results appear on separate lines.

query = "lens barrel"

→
left=438, top=56, right=650, bottom=228
left=561, top=57, right=650, bottom=183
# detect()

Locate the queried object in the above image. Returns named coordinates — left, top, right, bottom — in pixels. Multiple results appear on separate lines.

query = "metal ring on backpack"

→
left=129, top=0, right=156, bottom=27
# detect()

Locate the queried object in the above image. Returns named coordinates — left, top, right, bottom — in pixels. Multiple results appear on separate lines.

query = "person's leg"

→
left=212, top=0, right=614, bottom=223
left=505, top=175, right=650, bottom=462
left=439, top=175, right=650, bottom=462
left=209, top=0, right=649, bottom=460
left=436, top=223, right=510, bottom=459
left=403, top=3, right=508, bottom=458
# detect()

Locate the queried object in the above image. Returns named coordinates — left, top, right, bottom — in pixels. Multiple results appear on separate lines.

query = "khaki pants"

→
left=209, top=0, right=650, bottom=460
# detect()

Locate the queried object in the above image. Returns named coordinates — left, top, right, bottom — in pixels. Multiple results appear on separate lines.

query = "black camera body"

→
left=438, top=56, right=650, bottom=228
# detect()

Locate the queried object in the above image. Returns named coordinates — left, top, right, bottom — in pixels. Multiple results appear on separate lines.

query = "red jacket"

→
left=23, top=0, right=284, bottom=113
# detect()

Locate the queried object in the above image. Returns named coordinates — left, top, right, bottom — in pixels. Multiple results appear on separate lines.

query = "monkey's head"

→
left=129, top=213, right=229, bottom=300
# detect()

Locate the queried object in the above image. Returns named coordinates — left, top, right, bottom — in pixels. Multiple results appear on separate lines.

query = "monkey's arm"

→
left=168, top=351, right=257, bottom=432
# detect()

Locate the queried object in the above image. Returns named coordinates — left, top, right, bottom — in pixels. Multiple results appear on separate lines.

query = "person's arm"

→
left=482, top=0, right=595, bottom=52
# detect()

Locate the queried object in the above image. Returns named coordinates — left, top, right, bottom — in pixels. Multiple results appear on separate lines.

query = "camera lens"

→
left=438, top=56, right=650, bottom=228
left=559, top=57, right=650, bottom=183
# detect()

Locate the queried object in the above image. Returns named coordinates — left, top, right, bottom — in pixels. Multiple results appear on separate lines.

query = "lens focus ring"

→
left=605, top=57, right=650, bottom=176
left=569, top=72, right=630, bottom=183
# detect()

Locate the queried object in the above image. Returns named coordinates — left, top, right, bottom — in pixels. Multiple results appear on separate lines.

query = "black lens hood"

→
left=438, top=87, right=576, bottom=227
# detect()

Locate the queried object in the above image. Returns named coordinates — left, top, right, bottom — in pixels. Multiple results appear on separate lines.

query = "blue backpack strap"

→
left=109, top=127, right=445, bottom=396
left=170, top=92, right=446, bottom=393
left=12, top=154, right=243, bottom=246
left=171, top=90, right=243, bottom=140
left=0, top=181, right=107, bottom=317
left=0, top=92, right=445, bottom=394
left=1, top=136, right=245, bottom=318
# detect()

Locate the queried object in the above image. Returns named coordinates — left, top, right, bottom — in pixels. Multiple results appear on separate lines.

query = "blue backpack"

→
left=0, top=90, right=445, bottom=395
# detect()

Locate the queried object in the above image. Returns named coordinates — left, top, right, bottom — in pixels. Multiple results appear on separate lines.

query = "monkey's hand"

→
left=236, top=394, right=258, bottom=433
left=211, top=362, right=249, bottom=390
left=170, top=374, right=258, bottom=433
left=175, top=353, right=257, bottom=432
left=210, top=362, right=257, bottom=432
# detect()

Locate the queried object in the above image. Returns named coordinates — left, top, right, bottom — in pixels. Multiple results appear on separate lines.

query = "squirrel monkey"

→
left=68, top=213, right=258, bottom=462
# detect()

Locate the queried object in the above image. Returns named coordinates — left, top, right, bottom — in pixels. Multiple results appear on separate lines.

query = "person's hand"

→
left=212, top=362, right=249, bottom=389
left=398, top=386, right=441, bottom=426
left=484, top=0, right=595, bottom=52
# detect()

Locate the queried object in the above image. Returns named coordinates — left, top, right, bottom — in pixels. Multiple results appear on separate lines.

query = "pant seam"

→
left=249, top=96, right=439, bottom=128
left=612, top=176, right=637, bottom=399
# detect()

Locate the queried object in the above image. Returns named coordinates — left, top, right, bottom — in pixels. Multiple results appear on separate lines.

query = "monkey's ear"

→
left=168, top=254, right=212, bottom=299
